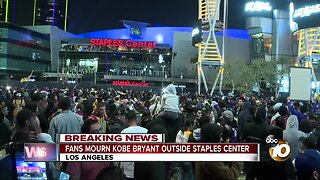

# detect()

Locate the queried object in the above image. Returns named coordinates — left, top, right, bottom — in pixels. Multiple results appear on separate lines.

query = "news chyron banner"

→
left=24, top=134, right=260, bottom=162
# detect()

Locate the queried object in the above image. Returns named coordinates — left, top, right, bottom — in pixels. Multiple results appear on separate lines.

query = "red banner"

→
left=60, top=143, right=258, bottom=154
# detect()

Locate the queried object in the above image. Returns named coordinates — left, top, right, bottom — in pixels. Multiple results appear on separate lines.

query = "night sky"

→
left=68, top=0, right=245, bottom=34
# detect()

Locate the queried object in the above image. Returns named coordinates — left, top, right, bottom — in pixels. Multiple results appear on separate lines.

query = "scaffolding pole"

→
left=211, top=68, right=221, bottom=96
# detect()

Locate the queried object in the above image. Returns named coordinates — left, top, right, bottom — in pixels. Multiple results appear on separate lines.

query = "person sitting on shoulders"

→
left=156, top=84, right=180, bottom=121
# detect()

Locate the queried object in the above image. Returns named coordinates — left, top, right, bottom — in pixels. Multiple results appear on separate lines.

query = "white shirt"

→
left=120, top=125, right=148, bottom=178
left=121, top=126, right=148, bottom=134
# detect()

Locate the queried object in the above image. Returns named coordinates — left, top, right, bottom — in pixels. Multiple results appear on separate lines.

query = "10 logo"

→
left=266, top=138, right=291, bottom=161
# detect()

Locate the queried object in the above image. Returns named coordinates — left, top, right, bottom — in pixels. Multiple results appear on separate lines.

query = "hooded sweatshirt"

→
left=242, top=106, right=270, bottom=143
left=237, top=101, right=253, bottom=138
left=283, top=115, right=307, bottom=160
left=160, top=84, right=179, bottom=113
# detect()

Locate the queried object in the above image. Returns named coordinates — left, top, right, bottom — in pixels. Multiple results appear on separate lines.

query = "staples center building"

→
left=46, top=20, right=250, bottom=88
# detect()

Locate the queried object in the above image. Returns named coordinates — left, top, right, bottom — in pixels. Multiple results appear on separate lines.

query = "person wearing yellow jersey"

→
left=92, top=103, right=108, bottom=133
left=13, top=93, right=25, bottom=124
left=176, top=118, right=193, bottom=143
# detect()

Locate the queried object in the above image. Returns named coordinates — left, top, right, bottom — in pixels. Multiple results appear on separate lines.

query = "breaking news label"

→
left=24, top=134, right=260, bottom=162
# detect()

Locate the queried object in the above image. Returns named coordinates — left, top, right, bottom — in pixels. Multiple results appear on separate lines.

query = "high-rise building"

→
left=0, top=0, right=69, bottom=30
left=0, top=0, right=34, bottom=25
left=34, top=0, right=69, bottom=30
left=0, top=0, right=6, bottom=22
left=0, top=0, right=11, bottom=23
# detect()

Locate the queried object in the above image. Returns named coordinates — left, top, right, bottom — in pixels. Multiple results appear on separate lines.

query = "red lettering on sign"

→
left=132, top=42, right=138, bottom=48
left=90, top=39, right=156, bottom=48
left=125, top=40, right=132, bottom=47
left=113, top=81, right=150, bottom=87
left=119, top=40, right=124, bottom=46
left=90, top=39, right=96, bottom=46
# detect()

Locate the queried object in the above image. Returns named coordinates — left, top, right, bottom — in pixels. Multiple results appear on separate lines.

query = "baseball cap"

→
left=295, top=149, right=320, bottom=179
left=238, top=96, right=245, bottom=102
left=273, top=103, right=282, bottom=111
left=16, top=93, right=21, bottom=97
left=37, top=133, right=54, bottom=143
left=299, top=135, right=318, bottom=150
left=222, top=110, right=233, bottom=120
left=86, top=114, right=100, bottom=122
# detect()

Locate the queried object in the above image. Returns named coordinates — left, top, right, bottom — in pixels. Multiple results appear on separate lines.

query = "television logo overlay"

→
left=266, top=138, right=291, bottom=161
left=24, top=143, right=57, bottom=161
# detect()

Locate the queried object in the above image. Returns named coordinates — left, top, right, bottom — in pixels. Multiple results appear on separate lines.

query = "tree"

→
left=223, top=60, right=252, bottom=93
left=271, top=57, right=292, bottom=97
left=249, top=58, right=278, bottom=93
left=223, top=57, right=292, bottom=95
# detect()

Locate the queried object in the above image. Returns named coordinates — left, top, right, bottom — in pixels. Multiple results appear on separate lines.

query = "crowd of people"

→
left=0, top=84, right=320, bottom=180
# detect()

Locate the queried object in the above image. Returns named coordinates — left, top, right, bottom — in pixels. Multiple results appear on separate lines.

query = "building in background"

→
left=244, top=0, right=294, bottom=60
left=0, top=19, right=249, bottom=88
left=0, top=0, right=8, bottom=22
left=0, top=0, right=69, bottom=30
left=34, top=0, right=69, bottom=30
left=54, top=21, right=249, bottom=87
left=0, top=0, right=34, bottom=25
left=0, top=22, right=51, bottom=80
left=292, top=0, right=320, bottom=91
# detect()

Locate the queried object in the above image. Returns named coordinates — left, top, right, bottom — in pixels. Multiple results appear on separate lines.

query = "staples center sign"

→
left=112, top=80, right=150, bottom=87
left=90, top=38, right=156, bottom=48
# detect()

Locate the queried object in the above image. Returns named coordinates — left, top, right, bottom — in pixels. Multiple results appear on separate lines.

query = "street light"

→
left=161, top=65, right=166, bottom=87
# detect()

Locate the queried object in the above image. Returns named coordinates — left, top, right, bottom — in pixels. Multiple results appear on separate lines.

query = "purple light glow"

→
left=52, top=0, right=56, bottom=26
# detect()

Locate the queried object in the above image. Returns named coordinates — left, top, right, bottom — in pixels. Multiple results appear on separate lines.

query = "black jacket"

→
left=238, top=102, right=253, bottom=138
left=245, top=144, right=296, bottom=180
left=242, top=106, right=270, bottom=144
left=134, top=161, right=167, bottom=180
left=37, top=109, right=49, bottom=133
left=147, top=115, right=181, bottom=143
left=0, top=117, right=11, bottom=147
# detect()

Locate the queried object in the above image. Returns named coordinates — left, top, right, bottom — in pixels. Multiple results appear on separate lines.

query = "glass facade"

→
left=2, top=28, right=50, bottom=47
left=7, top=43, right=51, bottom=61
left=0, top=22, right=51, bottom=79
left=59, top=43, right=172, bottom=83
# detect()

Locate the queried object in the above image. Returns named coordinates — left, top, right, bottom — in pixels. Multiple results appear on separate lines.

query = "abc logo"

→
left=267, top=138, right=291, bottom=161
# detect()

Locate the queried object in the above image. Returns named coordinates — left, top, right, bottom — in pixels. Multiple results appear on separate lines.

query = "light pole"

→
left=161, top=65, right=166, bottom=87
left=159, top=54, right=165, bottom=88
